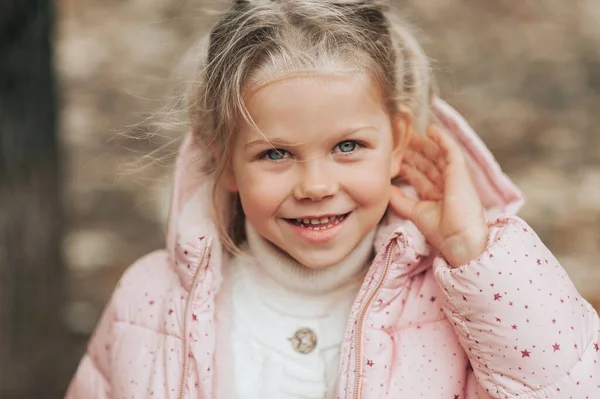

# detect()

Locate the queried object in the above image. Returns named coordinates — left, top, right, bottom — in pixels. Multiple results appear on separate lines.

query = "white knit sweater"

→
left=220, top=221, right=375, bottom=399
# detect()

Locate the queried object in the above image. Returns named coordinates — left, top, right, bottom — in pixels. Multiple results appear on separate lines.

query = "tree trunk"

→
left=0, top=1, right=70, bottom=397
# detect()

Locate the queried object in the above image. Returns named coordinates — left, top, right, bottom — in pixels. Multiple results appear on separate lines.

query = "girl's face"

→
left=226, top=72, right=407, bottom=269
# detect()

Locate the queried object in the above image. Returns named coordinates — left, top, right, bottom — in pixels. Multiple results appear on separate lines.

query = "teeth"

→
left=292, top=213, right=348, bottom=229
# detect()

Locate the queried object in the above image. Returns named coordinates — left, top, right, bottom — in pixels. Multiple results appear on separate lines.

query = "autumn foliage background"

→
left=11, top=0, right=600, bottom=397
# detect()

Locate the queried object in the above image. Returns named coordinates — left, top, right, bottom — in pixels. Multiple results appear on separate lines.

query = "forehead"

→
left=240, top=72, right=389, bottom=141
left=245, top=71, right=379, bottom=105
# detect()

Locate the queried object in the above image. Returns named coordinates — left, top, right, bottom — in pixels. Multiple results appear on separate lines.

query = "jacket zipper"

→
left=178, top=243, right=212, bottom=399
left=352, top=238, right=400, bottom=399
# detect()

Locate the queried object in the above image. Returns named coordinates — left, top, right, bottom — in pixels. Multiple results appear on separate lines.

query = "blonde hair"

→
left=186, top=0, right=434, bottom=253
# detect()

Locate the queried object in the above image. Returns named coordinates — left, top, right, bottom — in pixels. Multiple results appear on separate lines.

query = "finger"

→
left=426, top=125, right=465, bottom=168
left=403, top=149, right=444, bottom=188
left=388, top=185, right=418, bottom=221
left=427, top=125, right=480, bottom=199
left=400, top=163, right=442, bottom=198
left=410, top=131, right=447, bottom=170
left=400, top=163, right=443, bottom=201
left=410, top=133, right=441, bottom=159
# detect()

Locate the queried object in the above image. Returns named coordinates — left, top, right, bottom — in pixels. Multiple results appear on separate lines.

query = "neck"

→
left=245, top=220, right=375, bottom=295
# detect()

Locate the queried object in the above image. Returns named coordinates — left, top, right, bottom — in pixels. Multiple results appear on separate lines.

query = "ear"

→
left=389, top=107, right=414, bottom=177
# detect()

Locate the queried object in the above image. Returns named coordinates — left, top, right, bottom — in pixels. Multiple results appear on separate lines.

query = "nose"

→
left=293, top=158, right=339, bottom=201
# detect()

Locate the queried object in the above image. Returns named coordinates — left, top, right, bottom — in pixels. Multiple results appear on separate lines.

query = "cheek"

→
left=235, top=167, right=291, bottom=217
left=344, top=157, right=392, bottom=207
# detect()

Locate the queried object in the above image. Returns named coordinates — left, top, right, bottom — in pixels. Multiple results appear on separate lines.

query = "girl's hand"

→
left=389, top=124, right=489, bottom=268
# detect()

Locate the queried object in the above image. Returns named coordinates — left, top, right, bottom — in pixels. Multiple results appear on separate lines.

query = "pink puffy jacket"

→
left=66, top=99, right=600, bottom=399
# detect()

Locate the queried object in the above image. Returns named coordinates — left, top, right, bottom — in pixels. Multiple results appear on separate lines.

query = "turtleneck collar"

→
left=244, top=220, right=376, bottom=295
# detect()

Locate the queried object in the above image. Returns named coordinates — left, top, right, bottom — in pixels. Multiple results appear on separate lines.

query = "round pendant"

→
left=289, top=328, right=317, bottom=354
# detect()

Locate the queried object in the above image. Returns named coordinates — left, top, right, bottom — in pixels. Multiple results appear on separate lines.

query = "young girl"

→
left=66, top=1, right=600, bottom=398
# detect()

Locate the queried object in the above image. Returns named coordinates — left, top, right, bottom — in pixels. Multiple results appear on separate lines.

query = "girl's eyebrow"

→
left=243, top=125, right=377, bottom=149
left=244, top=137, right=296, bottom=150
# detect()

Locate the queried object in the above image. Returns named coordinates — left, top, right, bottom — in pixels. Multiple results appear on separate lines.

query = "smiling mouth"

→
left=285, top=212, right=351, bottom=230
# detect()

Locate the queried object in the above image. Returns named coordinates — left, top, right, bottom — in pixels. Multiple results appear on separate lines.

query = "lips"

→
left=286, top=212, right=350, bottom=230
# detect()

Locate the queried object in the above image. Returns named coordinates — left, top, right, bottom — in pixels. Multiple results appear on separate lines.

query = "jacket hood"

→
left=165, top=98, right=525, bottom=287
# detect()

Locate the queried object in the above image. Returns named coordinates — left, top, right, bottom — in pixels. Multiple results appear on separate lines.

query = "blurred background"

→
left=1, top=0, right=600, bottom=397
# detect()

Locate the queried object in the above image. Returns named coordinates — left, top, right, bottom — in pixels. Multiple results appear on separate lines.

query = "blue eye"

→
left=264, top=149, right=288, bottom=161
left=336, top=141, right=358, bottom=153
